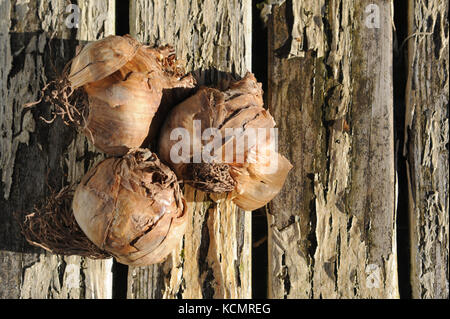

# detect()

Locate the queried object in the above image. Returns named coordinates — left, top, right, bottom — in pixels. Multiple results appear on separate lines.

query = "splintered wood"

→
left=127, top=0, right=252, bottom=299
left=267, top=0, right=398, bottom=298
left=0, top=0, right=447, bottom=300
left=0, top=0, right=113, bottom=299
left=405, top=0, right=449, bottom=299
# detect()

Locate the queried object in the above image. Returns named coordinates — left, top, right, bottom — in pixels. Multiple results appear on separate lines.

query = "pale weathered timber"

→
left=127, top=0, right=252, bottom=299
left=0, top=0, right=114, bottom=299
left=267, top=0, right=399, bottom=298
left=289, top=0, right=325, bottom=58
left=405, top=0, right=449, bottom=299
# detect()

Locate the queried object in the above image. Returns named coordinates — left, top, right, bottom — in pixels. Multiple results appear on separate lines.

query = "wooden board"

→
left=405, top=0, right=449, bottom=299
left=127, top=0, right=252, bottom=299
left=0, top=0, right=447, bottom=300
left=0, top=0, right=114, bottom=299
left=267, top=0, right=399, bottom=298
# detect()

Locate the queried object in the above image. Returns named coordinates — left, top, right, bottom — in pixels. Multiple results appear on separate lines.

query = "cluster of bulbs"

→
left=29, top=35, right=292, bottom=266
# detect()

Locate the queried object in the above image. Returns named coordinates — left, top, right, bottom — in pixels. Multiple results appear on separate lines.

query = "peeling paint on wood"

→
left=1, top=0, right=446, bottom=300
left=289, top=0, right=326, bottom=58
left=130, top=0, right=251, bottom=81
left=128, top=0, right=252, bottom=299
left=0, top=0, right=114, bottom=299
left=127, top=187, right=251, bottom=299
left=405, top=0, right=449, bottom=299
left=267, top=0, right=398, bottom=298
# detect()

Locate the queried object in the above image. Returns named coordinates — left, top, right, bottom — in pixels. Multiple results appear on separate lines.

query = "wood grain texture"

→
left=405, top=0, right=449, bottom=299
left=0, top=0, right=114, bottom=299
left=127, top=0, right=252, bottom=299
left=267, top=0, right=398, bottom=298
left=130, top=0, right=251, bottom=83
left=289, top=0, right=325, bottom=58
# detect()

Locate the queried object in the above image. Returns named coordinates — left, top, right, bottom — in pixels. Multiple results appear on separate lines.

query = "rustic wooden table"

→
left=0, top=0, right=447, bottom=299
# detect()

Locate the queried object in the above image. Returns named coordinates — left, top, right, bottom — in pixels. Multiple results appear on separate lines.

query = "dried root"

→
left=153, top=44, right=187, bottom=78
left=19, top=186, right=110, bottom=259
left=24, top=66, right=90, bottom=135
left=183, top=163, right=236, bottom=193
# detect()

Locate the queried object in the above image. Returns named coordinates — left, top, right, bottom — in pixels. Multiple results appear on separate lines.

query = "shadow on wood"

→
left=1, top=33, right=85, bottom=254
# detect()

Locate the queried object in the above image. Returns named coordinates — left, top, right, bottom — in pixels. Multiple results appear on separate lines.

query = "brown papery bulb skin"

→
left=158, top=72, right=293, bottom=211
left=72, top=149, right=187, bottom=266
left=230, top=148, right=293, bottom=211
left=68, top=35, right=195, bottom=156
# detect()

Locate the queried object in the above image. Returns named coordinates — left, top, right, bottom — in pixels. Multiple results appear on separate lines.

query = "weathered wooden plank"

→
left=0, top=0, right=114, bottom=299
left=405, top=0, right=449, bottom=299
left=267, top=0, right=398, bottom=298
left=127, top=0, right=252, bottom=299
left=288, top=0, right=325, bottom=58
